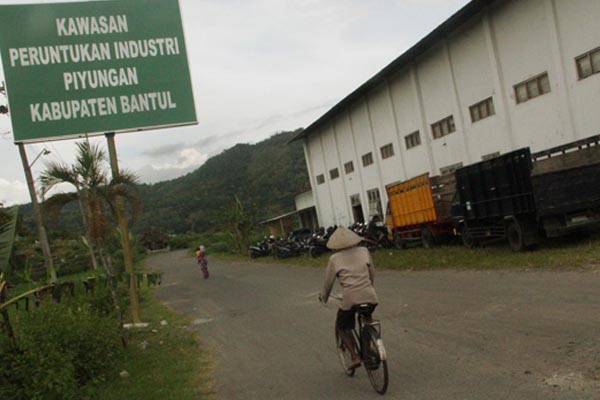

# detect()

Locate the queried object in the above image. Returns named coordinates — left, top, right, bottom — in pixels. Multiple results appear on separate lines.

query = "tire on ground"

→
left=421, top=228, right=436, bottom=249
left=506, top=220, right=525, bottom=252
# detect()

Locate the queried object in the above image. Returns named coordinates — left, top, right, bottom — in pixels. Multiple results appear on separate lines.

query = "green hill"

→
left=133, top=129, right=310, bottom=234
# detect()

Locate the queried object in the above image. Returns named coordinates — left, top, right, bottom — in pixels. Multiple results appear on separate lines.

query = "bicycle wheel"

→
left=363, top=326, right=389, bottom=394
left=335, top=328, right=356, bottom=377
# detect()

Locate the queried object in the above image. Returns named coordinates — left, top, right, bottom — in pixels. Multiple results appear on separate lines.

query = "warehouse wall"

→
left=304, top=0, right=600, bottom=227
left=554, top=0, right=600, bottom=141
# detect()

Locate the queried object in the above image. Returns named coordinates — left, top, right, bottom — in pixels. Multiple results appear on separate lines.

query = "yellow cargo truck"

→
left=385, top=173, right=456, bottom=248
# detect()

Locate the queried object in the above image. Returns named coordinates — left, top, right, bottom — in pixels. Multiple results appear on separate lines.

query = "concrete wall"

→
left=295, top=191, right=315, bottom=211
left=303, top=0, right=600, bottom=227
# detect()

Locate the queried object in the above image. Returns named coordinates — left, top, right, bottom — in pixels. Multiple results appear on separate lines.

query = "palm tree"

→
left=40, top=140, right=141, bottom=271
left=40, top=140, right=140, bottom=345
left=0, top=204, right=19, bottom=276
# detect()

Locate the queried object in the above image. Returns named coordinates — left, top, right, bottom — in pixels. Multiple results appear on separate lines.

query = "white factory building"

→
left=291, top=0, right=600, bottom=228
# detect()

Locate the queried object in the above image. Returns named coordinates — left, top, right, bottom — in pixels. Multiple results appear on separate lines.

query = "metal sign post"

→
left=17, top=143, right=57, bottom=283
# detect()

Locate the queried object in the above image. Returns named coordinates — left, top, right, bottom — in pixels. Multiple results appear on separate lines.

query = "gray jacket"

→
left=321, top=246, right=379, bottom=311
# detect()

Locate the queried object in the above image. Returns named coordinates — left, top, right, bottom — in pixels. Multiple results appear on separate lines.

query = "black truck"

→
left=452, top=135, right=600, bottom=251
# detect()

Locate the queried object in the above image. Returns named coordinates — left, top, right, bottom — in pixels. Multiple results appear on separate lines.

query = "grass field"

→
left=92, top=285, right=214, bottom=400
left=218, top=233, right=600, bottom=271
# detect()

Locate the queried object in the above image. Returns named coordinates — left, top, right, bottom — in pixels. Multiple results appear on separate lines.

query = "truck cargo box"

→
left=531, top=135, right=600, bottom=237
left=386, top=174, right=436, bottom=227
left=386, top=173, right=455, bottom=228
left=531, top=134, right=600, bottom=176
left=385, top=173, right=456, bottom=248
left=454, top=148, right=536, bottom=222
left=430, top=173, right=456, bottom=220
left=532, top=162, right=600, bottom=217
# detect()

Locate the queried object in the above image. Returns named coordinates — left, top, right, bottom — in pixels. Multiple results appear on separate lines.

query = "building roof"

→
left=259, top=206, right=316, bottom=225
left=289, top=0, right=498, bottom=143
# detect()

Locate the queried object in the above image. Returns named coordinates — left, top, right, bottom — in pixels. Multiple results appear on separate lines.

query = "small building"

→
left=291, top=0, right=600, bottom=228
left=260, top=191, right=319, bottom=237
left=295, top=191, right=319, bottom=232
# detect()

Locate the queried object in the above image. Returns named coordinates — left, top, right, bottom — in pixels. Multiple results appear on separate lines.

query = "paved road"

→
left=149, top=250, right=600, bottom=399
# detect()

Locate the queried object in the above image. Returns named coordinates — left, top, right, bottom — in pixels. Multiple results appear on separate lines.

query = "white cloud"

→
left=0, top=178, right=29, bottom=206
left=152, top=148, right=208, bottom=171
left=136, top=164, right=196, bottom=184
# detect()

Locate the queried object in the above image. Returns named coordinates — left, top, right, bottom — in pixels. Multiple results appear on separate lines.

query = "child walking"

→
left=196, top=245, right=209, bottom=279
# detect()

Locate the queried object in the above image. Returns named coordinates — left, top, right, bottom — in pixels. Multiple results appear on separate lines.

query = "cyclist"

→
left=319, top=226, right=379, bottom=369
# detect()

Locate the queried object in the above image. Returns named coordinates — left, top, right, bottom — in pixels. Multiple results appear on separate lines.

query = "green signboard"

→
left=0, top=0, right=197, bottom=143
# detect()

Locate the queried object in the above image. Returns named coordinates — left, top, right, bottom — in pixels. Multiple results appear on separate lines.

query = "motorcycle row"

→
left=248, top=219, right=393, bottom=259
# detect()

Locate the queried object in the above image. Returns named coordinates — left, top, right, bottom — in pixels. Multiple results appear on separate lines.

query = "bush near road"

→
left=1, top=280, right=213, bottom=400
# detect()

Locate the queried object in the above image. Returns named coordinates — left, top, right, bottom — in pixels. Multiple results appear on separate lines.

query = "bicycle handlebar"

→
left=318, top=293, right=342, bottom=304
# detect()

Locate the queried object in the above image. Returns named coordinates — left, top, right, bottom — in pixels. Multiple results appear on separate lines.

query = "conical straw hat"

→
left=326, top=226, right=363, bottom=250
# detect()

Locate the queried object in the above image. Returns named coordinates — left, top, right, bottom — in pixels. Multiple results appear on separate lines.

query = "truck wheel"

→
left=506, top=221, right=525, bottom=252
left=461, top=227, right=476, bottom=248
left=421, top=228, right=436, bottom=249
left=393, top=233, right=407, bottom=249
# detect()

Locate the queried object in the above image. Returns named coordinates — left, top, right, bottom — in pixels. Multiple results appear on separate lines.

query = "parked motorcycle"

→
left=307, top=233, right=329, bottom=257
left=248, top=236, right=275, bottom=258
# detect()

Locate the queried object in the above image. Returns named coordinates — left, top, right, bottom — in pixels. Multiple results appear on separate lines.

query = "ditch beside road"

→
left=149, top=250, right=600, bottom=400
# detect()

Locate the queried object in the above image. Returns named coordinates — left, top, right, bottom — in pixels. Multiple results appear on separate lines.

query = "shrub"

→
left=86, top=283, right=130, bottom=318
left=169, top=232, right=201, bottom=250
left=0, top=299, right=123, bottom=400
left=54, top=239, right=93, bottom=277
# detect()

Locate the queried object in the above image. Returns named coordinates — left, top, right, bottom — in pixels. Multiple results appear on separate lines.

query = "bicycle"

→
left=329, top=295, right=389, bottom=394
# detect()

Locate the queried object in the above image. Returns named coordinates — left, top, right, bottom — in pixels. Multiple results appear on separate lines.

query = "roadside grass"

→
left=215, top=233, right=600, bottom=271
left=92, top=285, right=214, bottom=400
left=3, top=268, right=213, bottom=400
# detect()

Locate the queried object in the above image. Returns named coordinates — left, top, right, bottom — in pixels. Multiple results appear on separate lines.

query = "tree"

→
left=0, top=205, right=19, bottom=276
left=40, top=140, right=140, bottom=343
left=140, top=228, right=169, bottom=251
left=40, top=140, right=140, bottom=271
left=222, top=195, right=256, bottom=255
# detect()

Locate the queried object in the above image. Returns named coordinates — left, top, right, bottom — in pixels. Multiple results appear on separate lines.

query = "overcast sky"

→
left=0, top=0, right=469, bottom=206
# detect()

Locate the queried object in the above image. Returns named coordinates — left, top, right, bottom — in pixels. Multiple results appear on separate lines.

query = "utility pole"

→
left=105, top=132, right=142, bottom=324
left=17, top=144, right=57, bottom=283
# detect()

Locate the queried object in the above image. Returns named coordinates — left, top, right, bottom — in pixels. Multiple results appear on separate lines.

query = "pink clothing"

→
left=196, top=248, right=209, bottom=279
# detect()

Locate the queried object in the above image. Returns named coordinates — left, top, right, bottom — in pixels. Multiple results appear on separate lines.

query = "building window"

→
left=380, top=143, right=394, bottom=159
left=366, top=188, right=383, bottom=218
left=439, top=162, right=463, bottom=176
left=481, top=151, right=500, bottom=161
left=362, top=152, right=374, bottom=167
left=316, top=174, right=325, bottom=185
left=431, top=115, right=456, bottom=139
left=469, top=97, right=495, bottom=123
left=405, top=131, right=421, bottom=149
left=344, top=161, right=354, bottom=174
left=329, top=168, right=339, bottom=180
left=514, top=73, right=551, bottom=104
left=576, top=47, right=600, bottom=80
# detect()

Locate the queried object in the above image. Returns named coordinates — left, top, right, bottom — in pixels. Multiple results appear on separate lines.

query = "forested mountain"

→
left=132, top=129, right=310, bottom=234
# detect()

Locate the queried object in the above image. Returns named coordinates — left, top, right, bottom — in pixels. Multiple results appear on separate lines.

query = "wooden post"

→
left=105, top=132, right=142, bottom=324
left=17, top=143, right=57, bottom=283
